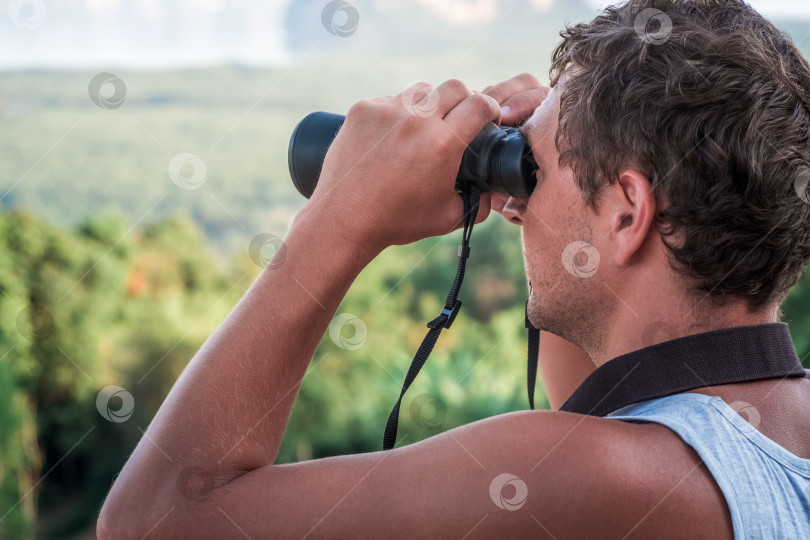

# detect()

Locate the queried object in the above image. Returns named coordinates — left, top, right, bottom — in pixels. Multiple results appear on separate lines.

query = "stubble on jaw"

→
left=525, top=218, right=612, bottom=358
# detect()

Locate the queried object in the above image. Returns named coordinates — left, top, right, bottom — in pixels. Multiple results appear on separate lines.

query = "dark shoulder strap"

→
left=559, top=322, right=805, bottom=417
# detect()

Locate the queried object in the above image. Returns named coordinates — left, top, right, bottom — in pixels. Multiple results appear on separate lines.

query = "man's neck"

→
left=588, top=299, right=780, bottom=368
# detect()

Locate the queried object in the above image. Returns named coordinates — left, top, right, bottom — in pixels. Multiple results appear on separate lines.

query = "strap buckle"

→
left=428, top=300, right=463, bottom=329
left=441, top=300, right=462, bottom=328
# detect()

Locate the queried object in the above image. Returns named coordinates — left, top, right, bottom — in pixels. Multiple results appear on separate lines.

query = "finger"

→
left=481, top=73, right=543, bottom=104
left=499, top=88, right=549, bottom=126
left=426, top=79, right=474, bottom=119
left=446, top=191, right=492, bottom=233
left=474, top=191, right=492, bottom=225
left=442, top=92, right=501, bottom=144
left=490, top=192, right=509, bottom=216
left=400, top=81, right=435, bottom=116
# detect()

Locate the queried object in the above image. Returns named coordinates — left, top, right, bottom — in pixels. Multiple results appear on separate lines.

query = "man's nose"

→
left=491, top=193, right=527, bottom=225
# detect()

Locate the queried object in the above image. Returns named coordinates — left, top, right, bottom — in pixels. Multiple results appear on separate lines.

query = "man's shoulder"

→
left=452, top=408, right=734, bottom=538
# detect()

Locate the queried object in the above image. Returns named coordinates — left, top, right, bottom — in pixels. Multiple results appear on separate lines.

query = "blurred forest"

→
left=3, top=10, right=810, bottom=538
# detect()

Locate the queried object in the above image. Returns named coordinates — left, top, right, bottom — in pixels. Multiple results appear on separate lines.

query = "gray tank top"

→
left=608, top=392, right=810, bottom=538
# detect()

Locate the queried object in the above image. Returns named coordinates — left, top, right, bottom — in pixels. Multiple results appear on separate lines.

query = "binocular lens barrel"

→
left=288, top=111, right=537, bottom=199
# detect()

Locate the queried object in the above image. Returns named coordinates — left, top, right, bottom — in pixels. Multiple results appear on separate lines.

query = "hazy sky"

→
left=588, top=0, right=810, bottom=18
left=2, top=0, right=809, bottom=69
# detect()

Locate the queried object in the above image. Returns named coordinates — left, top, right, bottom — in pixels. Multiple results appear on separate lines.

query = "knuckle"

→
left=408, top=81, right=433, bottom=97
left=469, top=93, right=499, bottom=117
left=515, top=72, right=540, bottom=87
left=347, top=99, right=373, bottom=117
left=444, top=78, right=470, bottom=95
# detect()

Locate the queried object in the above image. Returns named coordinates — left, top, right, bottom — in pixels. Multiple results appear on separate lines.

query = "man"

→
left=98, top=0, right=810, bottom=537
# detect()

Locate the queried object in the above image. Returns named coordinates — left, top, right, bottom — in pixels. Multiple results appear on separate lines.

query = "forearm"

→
left=101, top=211, right=377, bottom=521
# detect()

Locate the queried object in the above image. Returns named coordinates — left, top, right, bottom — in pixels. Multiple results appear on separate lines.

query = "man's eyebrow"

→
left=517, top=121, right=532, bottom=143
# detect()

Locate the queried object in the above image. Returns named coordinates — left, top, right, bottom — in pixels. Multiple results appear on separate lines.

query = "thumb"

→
left=474, top=191, right=492, bottom=225
left=445, top=190, right=491, bottom=233
left=500, top=88, right=548, bottom=126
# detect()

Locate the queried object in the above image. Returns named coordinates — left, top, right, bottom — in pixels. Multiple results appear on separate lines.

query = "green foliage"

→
left=0, top=204, right=543, bottom=537
left=0, top=209, right=251, bottom=537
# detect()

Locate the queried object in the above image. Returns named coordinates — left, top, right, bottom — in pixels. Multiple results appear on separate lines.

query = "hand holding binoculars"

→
left=288, top=111, right=538, bottom=199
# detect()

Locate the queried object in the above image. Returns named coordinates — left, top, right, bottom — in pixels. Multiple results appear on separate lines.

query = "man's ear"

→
left=608, top=170, right=656, bottom=267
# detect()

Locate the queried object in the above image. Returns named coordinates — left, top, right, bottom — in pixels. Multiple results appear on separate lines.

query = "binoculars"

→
left=288, top=112, right=538, bottom=199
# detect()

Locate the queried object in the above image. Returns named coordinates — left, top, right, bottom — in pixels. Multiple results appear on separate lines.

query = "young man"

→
left=99, top=1, right=810, bottom=537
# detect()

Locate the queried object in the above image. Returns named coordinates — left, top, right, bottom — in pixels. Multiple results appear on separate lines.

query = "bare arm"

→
left=96, top=79, right=502, bottom=537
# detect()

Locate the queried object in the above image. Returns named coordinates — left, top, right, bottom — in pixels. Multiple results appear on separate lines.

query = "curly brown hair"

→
left=550, top=0, right=810, bottom=309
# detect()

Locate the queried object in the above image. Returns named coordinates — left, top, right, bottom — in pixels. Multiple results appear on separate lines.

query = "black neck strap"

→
left=383, top=186, right=481, bottom=450
left=558, top=322, right=805, bottom=417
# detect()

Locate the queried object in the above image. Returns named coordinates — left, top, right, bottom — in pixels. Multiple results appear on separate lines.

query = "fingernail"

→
left=501, top=105, right=511, bottom=117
